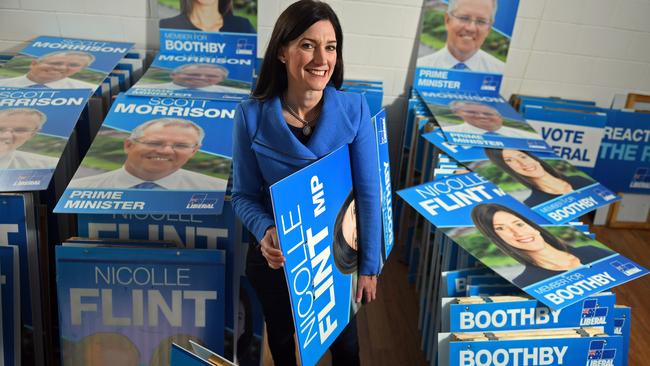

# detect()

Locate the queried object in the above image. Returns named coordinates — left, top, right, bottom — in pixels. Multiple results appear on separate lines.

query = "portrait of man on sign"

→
left=417, top=0, right=509, bottom=73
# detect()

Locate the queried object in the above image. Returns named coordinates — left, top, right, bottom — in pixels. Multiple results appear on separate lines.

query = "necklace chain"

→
left=281, top=97, right=321, bottom=136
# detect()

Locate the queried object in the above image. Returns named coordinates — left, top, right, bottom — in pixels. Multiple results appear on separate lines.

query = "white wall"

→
left=1, top=0, right=649, bottom=158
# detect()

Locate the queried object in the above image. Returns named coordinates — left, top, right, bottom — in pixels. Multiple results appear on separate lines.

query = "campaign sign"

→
left=593, top=110, right=650, bottom=194
left=76, top=201, right=241, bottom=359
left=372, top=110, right=394, bottom=262
left=56, top=246, right=225, bottom=366
left=418, top=90, right=550, bottom=151
left=55, top=93, right=235, bottom=214
left=398, top=173, right=648, bottom=309
left=440, top=267, right=494, bottom=297
left=0, top=88, right=89, bottom=191
left=414, top=0, right=519, bottom=93
left=446, top=293, right=616, bottom=333
left=612, top=306, right=630, bottom=366
left=127, top=51, right=251, bottom=101
left=423, top=131, right=619, bottom=223
left=0, top=194, right=35, bottom=329
left=444, top=334, right=624, bottom=366
left=270, top=146, right=358, bottom=366
left=466, top=284, right=519, bottom=296
left=0, top=36, right=133, bottom=91
left=0, top=246, right=20, bottom=366
left=524, top=105, right=608, bottom=173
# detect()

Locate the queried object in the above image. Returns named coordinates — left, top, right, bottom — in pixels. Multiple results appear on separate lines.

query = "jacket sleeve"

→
left=348, top=96, right=382, bottom=276
left=231, top=103, right=276, bottom=242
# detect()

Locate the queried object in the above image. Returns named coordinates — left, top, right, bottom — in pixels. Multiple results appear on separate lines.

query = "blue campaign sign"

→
left=397, top=172, right=549, bottom=228
left=0, top=194, right=36, bottom=329
left=372, top=110, right=394, bottom=262
left=593, top=110, right=650, bottom=194
left=440, top=268, right=495, bottom=297
left=414, top=0, right=519, bottom=93
left=76, top=202, right=241, bottom=359
left=270, top=145, right=357, bottom=366
left=612, top=306, right=630, bottom=366
left=448, top=293, right=616, bottom=333
left=446, top=335, right=624, bottom=366
left=19, top=36, right=133, bottom=73
left=418, top=90, right=550, bottom=151
left=524, top=105, right=608, bottom=172
left=56, top=246, right=226, bottom=366
left=55, top=94, right=236, bottom=214
left=127, top=52, right=252, bottom=101
left=0, top=245, right=20, bottom=366
left=422, top=133, right=619, bottom=224
left=0, top=88, right=89, bottom=191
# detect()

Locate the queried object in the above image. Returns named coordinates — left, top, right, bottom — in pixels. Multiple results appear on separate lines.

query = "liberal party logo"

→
left=526, top=139, right=548, bottom=150
left=587, top=340, right=616, bottom=366
left=480, top=76, right=497, bottom=92
left=613, top=317, right=625, bottom=335
left=186, top=194, right=218, bottom=209
left=12, top=171, right=48, bottom=186
left=579, top=298, right=608, bottom=326
left=630, top=167, right=650, bottom=189
left=235, top=38, right=254, bottom=56
left=593, top=188, right=617, bottom=201
left=610, top=260, right=642, bottom=276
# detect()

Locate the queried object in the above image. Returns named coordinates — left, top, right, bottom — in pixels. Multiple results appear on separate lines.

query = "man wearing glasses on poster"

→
left=0, top=108, right=58, bottom=169
left=68, top=118, right=227, bottom=190
left=417, top=0, right=505, bottom=73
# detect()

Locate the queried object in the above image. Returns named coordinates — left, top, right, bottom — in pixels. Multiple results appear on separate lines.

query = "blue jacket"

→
left=231, top=86, right=382, bottom=275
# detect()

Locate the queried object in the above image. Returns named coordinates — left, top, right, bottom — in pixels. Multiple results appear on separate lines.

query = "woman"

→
left=471, top=203, right=612, bottom=287
left=231, top=1, right=381, bottom=365
left=485, top=148, right=594, bottom=207
left=159, top=0, right=255, bottom=34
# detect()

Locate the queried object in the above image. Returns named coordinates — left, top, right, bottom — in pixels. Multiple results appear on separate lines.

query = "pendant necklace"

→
left=281, top=98, right=320, bottom=136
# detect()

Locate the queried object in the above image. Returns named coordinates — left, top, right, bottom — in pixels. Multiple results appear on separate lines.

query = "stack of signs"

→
left=0, top=245, right=20, bottom=366
left=397, top=172, right=648, bottom=309
left=270, top=146, right=360, bottom=366
left=55, top=246, right=225, bottom=366
left=0, top=88, right=89, bottom=191
left=423, top=129, right=619, bottom=224
left=54, top=93, right=235, bottom=214
left=0, top=36, right=133, bottom=92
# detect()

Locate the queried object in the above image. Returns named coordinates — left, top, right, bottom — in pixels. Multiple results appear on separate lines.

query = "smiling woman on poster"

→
left=471, top=203, right=612, bottom=287
left=485, top=149, right=594, bottom=206
left=231, top=1, right=381, bottom=365
left=159, top=0, right=255, bottom=33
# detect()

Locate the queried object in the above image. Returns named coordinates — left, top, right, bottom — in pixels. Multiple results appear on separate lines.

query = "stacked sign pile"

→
left=396, top=1, right=648, bottom=366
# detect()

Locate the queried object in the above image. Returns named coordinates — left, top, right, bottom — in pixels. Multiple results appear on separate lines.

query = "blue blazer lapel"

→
left=252, top=96, right=318, bottom=165
left=307, top=86, right=356, bottom=157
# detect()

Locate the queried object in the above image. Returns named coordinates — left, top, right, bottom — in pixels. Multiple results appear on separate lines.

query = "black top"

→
left=523, top=175, right=595, bottom=207
left=287, top=124, right=313, bottom=145
left=512, top=245, right=613, bottom=288
left=159, top=12, right=255, bottom=34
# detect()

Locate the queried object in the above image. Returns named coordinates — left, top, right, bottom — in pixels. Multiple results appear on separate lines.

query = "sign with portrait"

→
left=0, top=36, right=133, bottom=91
left=270, top=145, right=360, bottom=366
left=55, top=94, right=235, bottom=214
left=414, top=0, right=519, bottom=93
left=423, top=129, right=620, bottom=224
left=0, top=88, right=89, bottom=191
left=76, top=201, right=242, bottom=360
left=398, top=172, right=648, bottom=309
left=55, top=246, right=225, bottom=366
left=128, top=33, right=255, bottom=101
left=419, top=90, right=550, bottom=151
left=157, top=0, right=257, bottom=34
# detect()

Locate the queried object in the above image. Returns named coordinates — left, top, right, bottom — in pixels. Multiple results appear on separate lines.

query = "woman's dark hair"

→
left=332, top=192, right=357, bottom=274
left=484, top=148, right=568, bottom=192
left=471, top=203, right=568, bottom=267
left=181, top=0, right=233, bottom=16
left=253, top=0, right=344, bottom=100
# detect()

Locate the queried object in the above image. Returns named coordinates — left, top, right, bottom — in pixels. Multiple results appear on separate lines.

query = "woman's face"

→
left=279, top=20, right=337, bottom=93
left=492, top=211, right=545, bottom=252
left=341, top=199, right=358, bottom=251
left=502, top=149, right=545, bottom=178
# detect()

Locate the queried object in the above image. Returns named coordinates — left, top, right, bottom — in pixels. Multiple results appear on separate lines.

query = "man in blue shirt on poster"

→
left=0, top=51, right=96, bottom=89
left=417, top=0, right=505, bottom=73
left=0, top=108, right=58, bottom=169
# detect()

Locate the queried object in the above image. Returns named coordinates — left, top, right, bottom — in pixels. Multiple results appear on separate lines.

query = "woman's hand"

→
left=260, top=226, right=285, bottom=269
left=356, top=275, right=377, bottom=304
